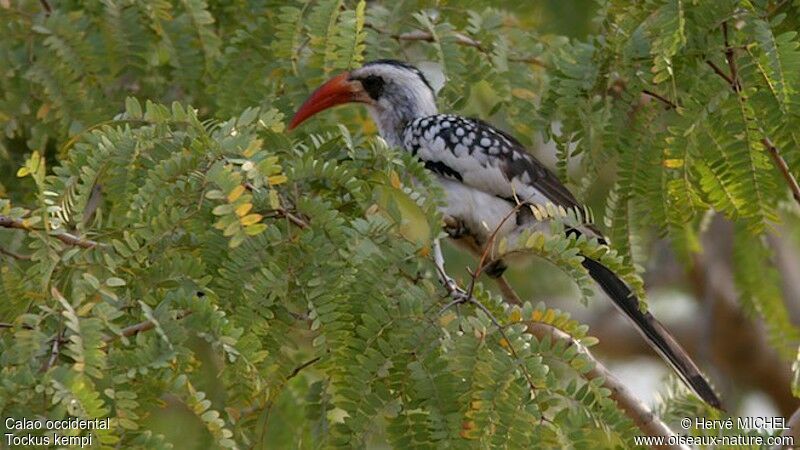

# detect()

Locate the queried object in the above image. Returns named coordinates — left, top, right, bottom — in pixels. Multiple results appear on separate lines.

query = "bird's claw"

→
left=443, top=215, right=469, bottom=239
left=444, top=276, right=469, bottom=302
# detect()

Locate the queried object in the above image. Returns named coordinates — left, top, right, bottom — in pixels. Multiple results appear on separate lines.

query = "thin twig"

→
left=705, top=60, right=734, bottom=86
left=641, top=89, right=677, bottom=109
left=0, top=246, right=32, bottom=260
left=0, top=215, right=103, bottom=249
left=276, top=208, right=310, bottom=229
left=393, top=28, right=483, bottom=49
left=433, top=215, right=538, bottom=394
left=366, top=24, right=549, bottom=69
left=722, top=22, right=741, bottom=92
left=507, top=56, right=550, bottom=69
left=763, top=138, right=800, bottom=205
left=0, top=322, right=33, bottom=330
left=286, top=356, right=321, bottom=381
left=38, top=0, right=51, bottom=15
left=237, top=355, right=322, bottom=419
left=438, top=296, right=467, bottom=316
left=466, top=204, right=524, bottom=301
left=767, top=0, right=790, bottom=17
left=244, top=182, right=310, bottom=229
left=40, top=328, right=62, bottom=373
left=104, top=310, right=192, bottom=343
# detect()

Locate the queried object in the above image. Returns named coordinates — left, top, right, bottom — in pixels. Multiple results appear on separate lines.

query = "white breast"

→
left=436, top=176, right=517, bottom=244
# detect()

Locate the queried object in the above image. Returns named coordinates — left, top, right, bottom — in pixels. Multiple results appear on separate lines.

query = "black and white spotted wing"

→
left=402, top=114, right=587, bottom=219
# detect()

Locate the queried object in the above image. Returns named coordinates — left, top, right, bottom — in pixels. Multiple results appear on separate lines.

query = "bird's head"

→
left=289, top=59, right=437, bottom=146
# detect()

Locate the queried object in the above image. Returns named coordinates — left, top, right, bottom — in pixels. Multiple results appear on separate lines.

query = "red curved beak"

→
left=288, top=72, right=371, bottom=130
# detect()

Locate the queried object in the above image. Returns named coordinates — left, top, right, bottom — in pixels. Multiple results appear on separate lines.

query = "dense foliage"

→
left=1, top=0, right=799, bottom=448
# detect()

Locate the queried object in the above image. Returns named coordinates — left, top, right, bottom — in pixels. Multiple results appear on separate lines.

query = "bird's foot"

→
left=432, top=237, right=470, bottom=303
left=443, top=215, right=469, bottom=239
left=443, top=275, right=470, bottom=302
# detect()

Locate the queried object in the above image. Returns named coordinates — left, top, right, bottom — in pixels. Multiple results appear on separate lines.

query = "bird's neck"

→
left=369, top=94, right=437, bottom=147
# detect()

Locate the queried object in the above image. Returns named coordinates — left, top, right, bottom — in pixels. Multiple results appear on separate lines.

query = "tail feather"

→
left=582, top=257, right=722, bottom=409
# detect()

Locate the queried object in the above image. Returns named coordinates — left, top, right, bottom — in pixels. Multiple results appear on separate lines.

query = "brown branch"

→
left=466, top=203, right=524, bottom=300
left=40, top=329, right=62, bottom=373
left=0, top=322, right=33, bottom=330
left=286, top=356, right=321, bottom=381
left=722, top=22, right=742, bottom=93
left=526, top=321, right=688, bottom=450
left=507, top=56, right=550, bottom=69
left=763, top=138, right=800, bottom=206
left=0, top=215, right=103, bottom=249
left=104, top=310, right=192, bottom=343
left=0, top=246, right=31, bottom=260
left=276, top=208, right=309, bottom=229
left=705, top=60, right=734, bottom=86
left=244, top=182, right=310, bottom=229
left=393, top=28, right=483, bottom=49
left=767, top=0, right=790, bottom=17
left=366, top=24, right=549, bottom=69
left=641, top=89, right=677, bottom=109
left=38, top=0, right=51, bottom=15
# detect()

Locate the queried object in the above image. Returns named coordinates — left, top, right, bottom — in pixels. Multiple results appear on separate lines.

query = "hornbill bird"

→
left=289, top=59, right=722, bottom=409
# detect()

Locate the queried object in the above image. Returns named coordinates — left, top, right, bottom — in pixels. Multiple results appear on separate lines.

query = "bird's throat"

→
left=368, top=91, right=437, bottom=148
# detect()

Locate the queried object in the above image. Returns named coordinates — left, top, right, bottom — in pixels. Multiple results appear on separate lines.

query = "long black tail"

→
left=582, top=257, right=722, bottom=409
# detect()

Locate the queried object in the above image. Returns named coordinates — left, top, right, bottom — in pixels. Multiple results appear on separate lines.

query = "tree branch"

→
left=40, top=328, right=62, bottom=373
left=705, top=60, right=735, bottom=86
left=38, top=0, right=51, bottom=15
left=465, top=203, right=524, bottom=300
left=275, top=208, right=309, bottom=229
left=286, top=356, right=321, bottom=381
left=526, top=321, right=688, bottom=450
left=0, top=322, right=33, bottom=330
left=366, top=24, right=549, bottom=69
left=0, top=245, right=31, bottom=260
left=642, top=89, right=678, bottom=109
left=722, top=22, right=741, bottom=93
left=244, top=182, right=310, bottom=229
left=393, top=28, right=483, bottom=49
left=104, top=310, right=192, bottom=343
left=0, top=215, right=103, bottom=249
left=439, top=230, right=683, bottom=444
left=762, top=138, right=800, bottom=205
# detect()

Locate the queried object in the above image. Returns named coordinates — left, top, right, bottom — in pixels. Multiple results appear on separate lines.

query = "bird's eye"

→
left=360, top=75, right=385, bottom=100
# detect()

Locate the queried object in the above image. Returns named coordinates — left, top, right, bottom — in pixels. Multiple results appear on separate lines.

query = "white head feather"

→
left=350, top=61, right=438, bottom=146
